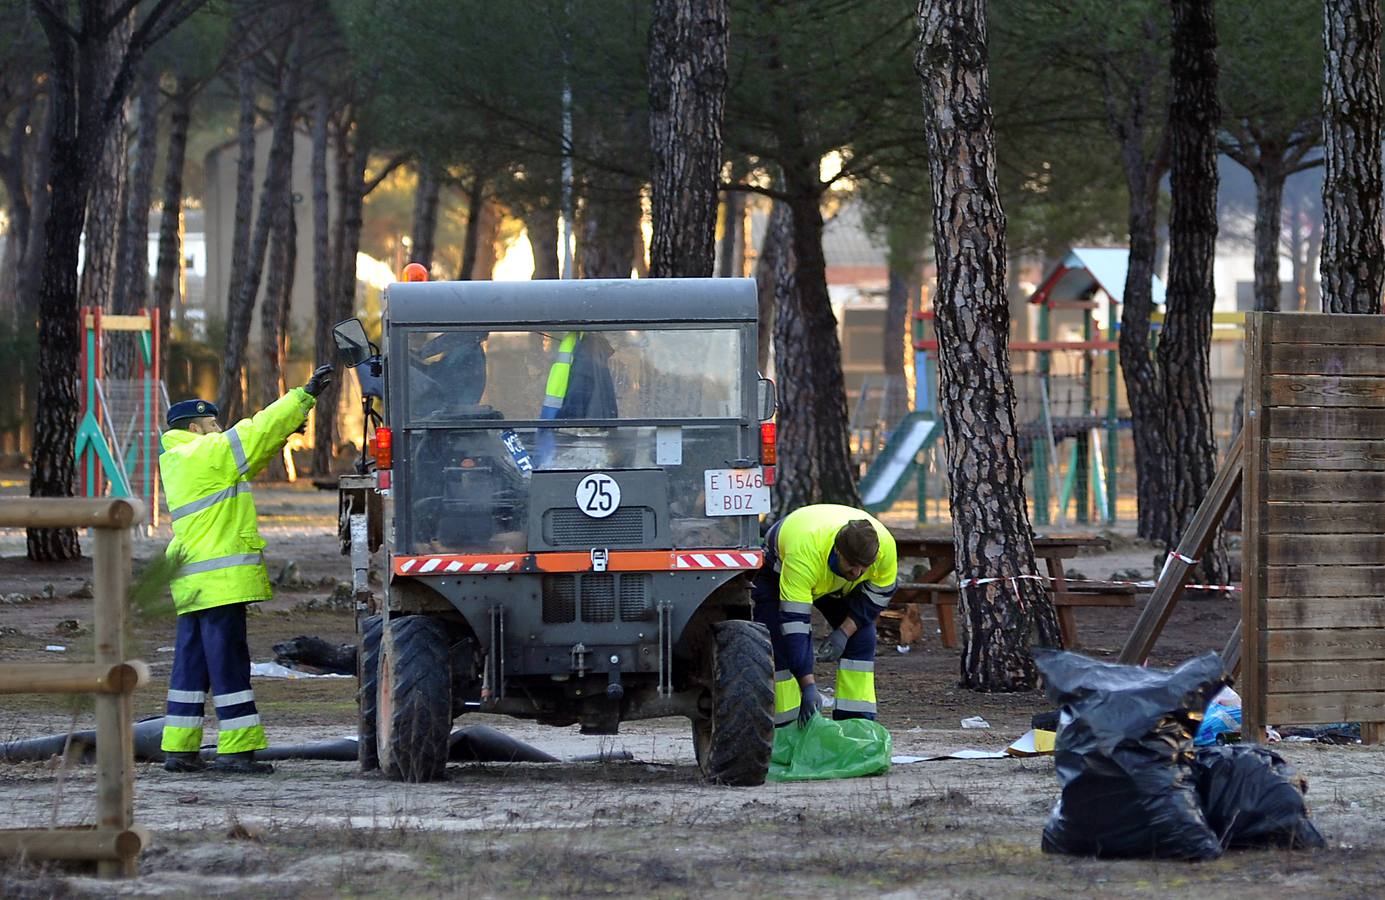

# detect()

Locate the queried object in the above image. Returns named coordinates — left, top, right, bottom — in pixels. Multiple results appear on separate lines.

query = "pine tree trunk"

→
left=0, top=102, right=34, bottom=309
left=882, top=264, right=911, bottom=425
left=1119, top=158, right=1170, bottom=542
left=579, top=180, right=641, bottom=279
left=918, top=0, right=1063, bottom=691
left=717, top=189, right=743, bottom=278
left=27, top=34, right=85, bottom=561
left=526, top=208, right=561, bottom=279
left=119, top=69, right=159, bottom=317
left=1158, top=0, right=1229, bottom=587
left=1288, top=192, right=1308, bottom=310
left=459, top=175, right=488, bottom=280
left=18, top=96, right=53, bottom=326
left=79, top=25, right=131, bottom=319
left=154, top=79, right=193, bottom=376
left=1252, top=159, right=1286, bottom=312
left=755, top=199, right=787, bottom=376
left=1321, top=0, right=1384, bottom=314
left=218, top=48, right=301, bottom=423
left=260, top=190, right=296, bottom=481
left=410, top=162, right=441, bottom=272
left=223, top=54, right=258, bottom=399
left=647, top=0, right=729, bottom=278
left=108, top=67, right=158, bottom=380
left=472, top=196, right=501, bottom=280
left=771, top=167, right=860, bottom=512
left=310, top=92, right=335, bottom=476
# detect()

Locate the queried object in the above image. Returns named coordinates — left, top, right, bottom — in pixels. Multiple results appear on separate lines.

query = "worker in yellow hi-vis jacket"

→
left=751, top=504, right=898, bottom=728
left=158, top=364, right=331, bottom=774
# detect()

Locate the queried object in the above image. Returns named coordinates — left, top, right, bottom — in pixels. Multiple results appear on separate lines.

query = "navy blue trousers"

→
left=161, top=603, right=267, bottom=754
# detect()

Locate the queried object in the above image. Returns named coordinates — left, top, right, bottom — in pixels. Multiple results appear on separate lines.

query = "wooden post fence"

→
left=0, top=498, right=150, bottom=877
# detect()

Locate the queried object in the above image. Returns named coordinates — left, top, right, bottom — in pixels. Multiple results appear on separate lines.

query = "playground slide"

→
left=859, top=412, right=942, bottom=513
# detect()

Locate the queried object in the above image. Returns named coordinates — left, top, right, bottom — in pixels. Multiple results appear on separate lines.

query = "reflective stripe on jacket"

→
left=160, top=388, right=315, bottom=614
left=540, top=332, right=580, bottom=418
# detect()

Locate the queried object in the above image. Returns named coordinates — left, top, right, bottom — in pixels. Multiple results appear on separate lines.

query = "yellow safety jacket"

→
left=774, top=504, right=898, bottom=614
left=160, top=389, right=315, bottom=615
left=541, top=331, right=580, bottom=417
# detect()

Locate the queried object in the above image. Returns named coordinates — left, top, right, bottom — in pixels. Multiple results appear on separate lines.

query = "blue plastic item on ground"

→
left=1195, top=702, right=1242, bottom=746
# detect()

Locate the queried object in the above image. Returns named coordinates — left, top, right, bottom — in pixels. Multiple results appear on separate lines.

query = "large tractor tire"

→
left=357, top=615, right=383, bottom=771
left=377, top=615, right=453, bottom=782
left=692, top=620, right=774, bottom=786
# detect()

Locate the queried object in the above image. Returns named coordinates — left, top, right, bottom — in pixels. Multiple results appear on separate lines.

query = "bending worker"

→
left=159, top=364, right=333, bottom=774
left=752, top=504, right=897, bottom=727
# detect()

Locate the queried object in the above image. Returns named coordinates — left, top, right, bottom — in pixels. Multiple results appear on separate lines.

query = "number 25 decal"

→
left=576, top=473, right=622, bottom=519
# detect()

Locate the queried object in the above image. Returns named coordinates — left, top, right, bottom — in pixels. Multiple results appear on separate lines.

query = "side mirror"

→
left=756, top=377, right=777, bottom=421
left=333, top=318, right=371, bottom=367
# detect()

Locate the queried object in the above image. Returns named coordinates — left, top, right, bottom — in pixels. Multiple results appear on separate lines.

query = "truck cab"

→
left=337, top=277, right=776, bottom=784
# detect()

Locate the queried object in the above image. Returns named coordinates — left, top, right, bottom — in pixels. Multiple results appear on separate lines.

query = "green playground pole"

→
left=85, top=326, right=96, bottom=496
left=1106, top=296, right=1118, bottom=524
left=1057, top=440, right=1079, bottom=518
left=1034, top=304, right=1051, bottom=525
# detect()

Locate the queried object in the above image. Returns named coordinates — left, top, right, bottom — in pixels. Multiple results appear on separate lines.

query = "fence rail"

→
left=0, top=497, right=149, bottom=877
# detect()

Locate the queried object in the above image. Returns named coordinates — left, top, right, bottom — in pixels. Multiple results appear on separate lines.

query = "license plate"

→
left=704, top=468, right=771, bottom=516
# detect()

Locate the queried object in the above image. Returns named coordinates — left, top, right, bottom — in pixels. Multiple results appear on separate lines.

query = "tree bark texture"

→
left=754, top=198, right=787, bottom=376
left=648, top=0, right=728, bottom=278
left=410, top=162, right=441, bottom=272
left=883, top=263, right=912, bottom=424
left=218, top=48, right=301, bottom=424
left=1119, top=164, right=1170, bottom=542
left=459, top=175, right=489, bottom=280
left=118, top=68, right=159, bottom=317
left=310, top=92, right=334, bottom=475
left=1321, top=0, right=1384, bottom=314
left=223, top=54, right=258, bottom=365
left=917, top=0, right=1062, bottom=691
left=526, top=208, right=562, bottom=279
left=78, top=10, right=133, bottom=320
left=579, top=178, right=642, bottom=279
left=17, top=95, right=54, bottom=325
left=260, top=138, right=298, bottom=410
left=1251, top=161, right=1285, bottom=312
left=717, top=188, right=744, bottom=278
left=1157, top=0, right=1229, bottom=587
left=770, top=167, right=861, bottom=514
left=0, top=101, right=35, bottom=310
left=154, top=78, right=193, bottom=374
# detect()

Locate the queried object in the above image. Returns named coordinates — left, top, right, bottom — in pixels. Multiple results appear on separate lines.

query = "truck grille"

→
left=542, top=576, right=576, bottom=623
left=582, top=575, right=615, bottom=622
left=542, top=574, right=651, bottom=624
left=544, top=507, right=651, bottom=546
left=620, top=574, right=652, bottom=621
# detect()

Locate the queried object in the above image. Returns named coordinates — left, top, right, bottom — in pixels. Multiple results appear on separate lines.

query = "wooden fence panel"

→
left=1245, top=312, right=1385, bottom=744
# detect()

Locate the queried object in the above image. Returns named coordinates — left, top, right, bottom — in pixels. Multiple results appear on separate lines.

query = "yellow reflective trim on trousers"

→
left=774, top=673, right=802, bottom=720
left=835, top=667, right=876, bottom=705
left=216, top=722, right=268, bottom=754
left=160, top=724, right=203, bottom=753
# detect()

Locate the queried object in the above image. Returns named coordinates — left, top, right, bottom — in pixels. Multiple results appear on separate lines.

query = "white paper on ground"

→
left=891, top=749, right=1011, bottom=763
left=250, top=661, right=351, bottom=679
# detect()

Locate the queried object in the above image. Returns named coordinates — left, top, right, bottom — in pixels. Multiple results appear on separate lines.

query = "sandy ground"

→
left=2, top=485, right=1382, bottom=897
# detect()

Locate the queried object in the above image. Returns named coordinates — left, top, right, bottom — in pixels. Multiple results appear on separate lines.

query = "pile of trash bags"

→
left=1035, top=650, right=1324, bottom=860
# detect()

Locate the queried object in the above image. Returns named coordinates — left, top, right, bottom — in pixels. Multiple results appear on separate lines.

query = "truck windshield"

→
left=404, top=328, right=743, bottom=424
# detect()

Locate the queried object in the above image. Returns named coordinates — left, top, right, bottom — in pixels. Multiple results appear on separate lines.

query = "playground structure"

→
left=76, top=307, right=168, bottom=528
left=857, top=248, right=1247, bottom=526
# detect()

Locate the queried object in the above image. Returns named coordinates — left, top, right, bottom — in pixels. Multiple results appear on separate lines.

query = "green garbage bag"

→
left=767, top=714, right=892, bottom=782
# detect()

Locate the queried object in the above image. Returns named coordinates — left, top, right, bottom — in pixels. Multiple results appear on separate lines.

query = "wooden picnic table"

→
left=887, top=532, right=1137, bottom=649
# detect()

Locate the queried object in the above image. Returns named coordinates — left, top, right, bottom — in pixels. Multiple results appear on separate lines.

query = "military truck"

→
left=333, top=276, right=778, bottom=784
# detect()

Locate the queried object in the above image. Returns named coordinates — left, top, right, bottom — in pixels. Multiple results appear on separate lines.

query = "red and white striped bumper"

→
left=393, top=549, right=764, bottom=576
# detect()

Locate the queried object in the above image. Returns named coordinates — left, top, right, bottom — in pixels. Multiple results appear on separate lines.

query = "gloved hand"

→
left=816, top=627, right=849, bottom=662
left=304, top=364, right=334, bottom=397
left=797, top=681, right=822, bottom=728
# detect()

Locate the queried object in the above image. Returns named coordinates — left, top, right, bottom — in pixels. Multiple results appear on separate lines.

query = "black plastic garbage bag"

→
left=1035, top=649, right=1229, bottom=861
left=1193, top=745, right=1325, bottom=850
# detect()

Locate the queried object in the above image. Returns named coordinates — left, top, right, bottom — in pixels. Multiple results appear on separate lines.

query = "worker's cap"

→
left=835, top=519, right=880, bottom=568
left=167, top=399, right=219, bottom=428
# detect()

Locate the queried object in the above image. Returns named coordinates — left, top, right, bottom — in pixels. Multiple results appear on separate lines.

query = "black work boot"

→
left=209, top=751, right=274, bottom=775
left=163, top=751, right=206, bottom=773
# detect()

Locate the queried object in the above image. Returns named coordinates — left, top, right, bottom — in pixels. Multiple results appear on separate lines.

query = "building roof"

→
left=1029, top=247, right=1167, bottom=307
